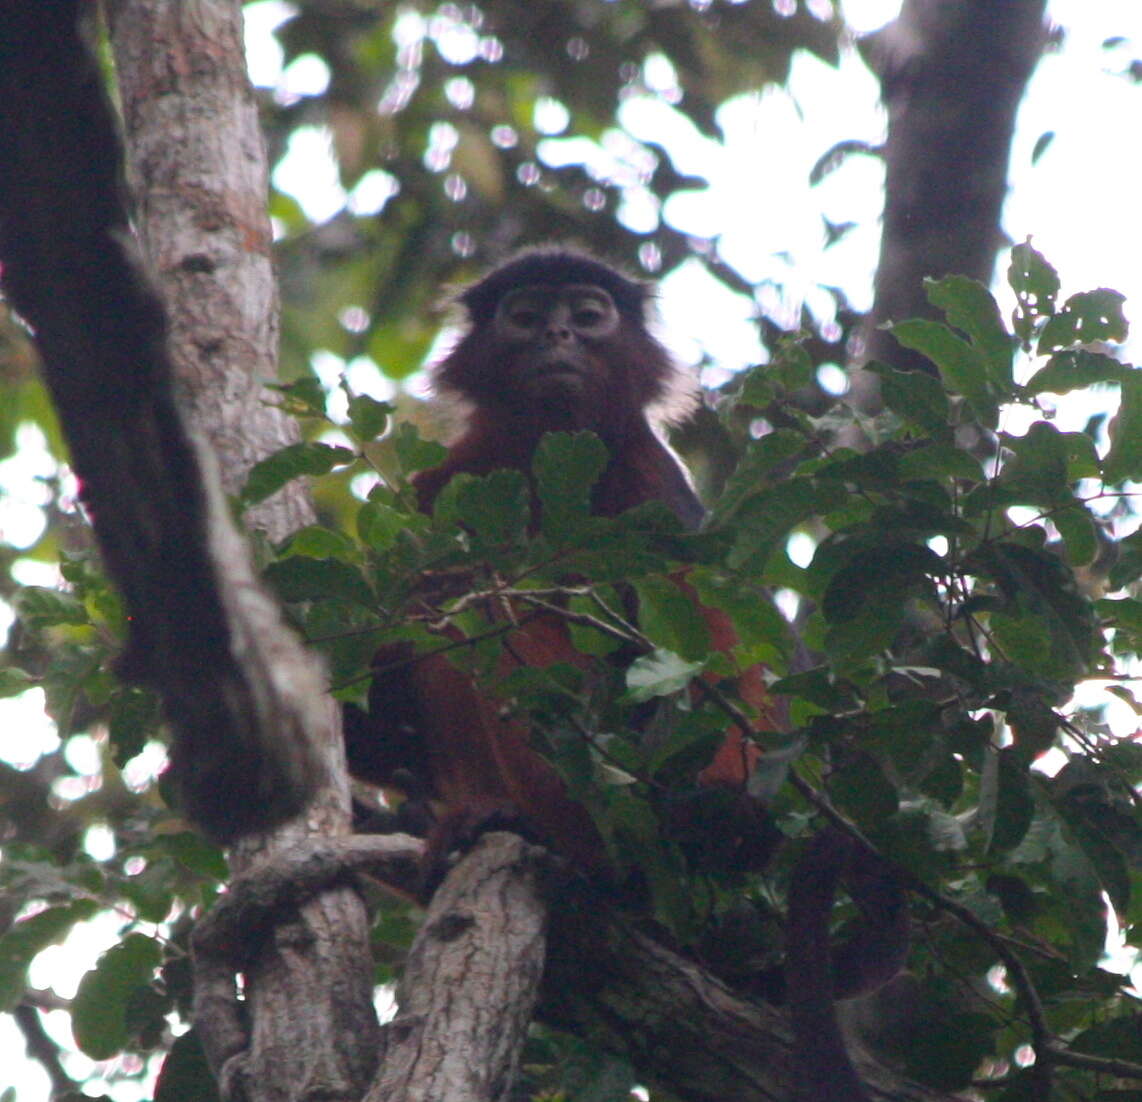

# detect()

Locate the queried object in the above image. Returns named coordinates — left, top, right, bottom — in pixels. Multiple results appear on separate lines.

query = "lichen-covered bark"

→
left=370, top=833, right=549, bottom=1102
left=100, top=1, right=382, bottom=1097
left=105, top=0, right=310, bottom=541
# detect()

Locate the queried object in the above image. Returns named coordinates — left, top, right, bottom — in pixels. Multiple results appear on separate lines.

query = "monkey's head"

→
left=436, top=248, right=694, bottom=437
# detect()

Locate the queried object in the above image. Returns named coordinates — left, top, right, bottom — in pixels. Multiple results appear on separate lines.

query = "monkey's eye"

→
left=566, top=290, right=618, bottom=335
left=572, top=307, right=606, bottom=328
left=506, top=308, right=543, bottom=329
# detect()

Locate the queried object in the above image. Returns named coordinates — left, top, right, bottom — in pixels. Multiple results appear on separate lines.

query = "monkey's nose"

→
left=544, top=322, right=572, bottom=343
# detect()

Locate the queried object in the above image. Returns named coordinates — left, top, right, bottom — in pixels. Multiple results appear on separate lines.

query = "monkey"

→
left=412, top=247, right=706, bottom=529
left=345, top=247, right=775, bottom=866
left=343, top=248, right=908, bottom=1102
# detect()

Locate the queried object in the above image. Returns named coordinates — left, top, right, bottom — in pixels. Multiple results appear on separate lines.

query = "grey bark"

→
left=539, top=909, right=963, bottom=1102
left=370, top=833, right=550, bottom=1102
left=105, top=0, right=311, bottom=540
left=851, top=0, right=1047, bottom=402
left=104, top=2, right=380, bottom=1099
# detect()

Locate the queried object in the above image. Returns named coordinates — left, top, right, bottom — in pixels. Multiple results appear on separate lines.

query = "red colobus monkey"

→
left=346, top=248, right=906, bottom=1102
left=346, top=247, right=775, bottom=867
left=413, top=247, right=706, bottom=527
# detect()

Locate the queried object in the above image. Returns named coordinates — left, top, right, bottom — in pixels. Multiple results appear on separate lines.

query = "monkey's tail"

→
left=786, top=828, right=909, bottom=1102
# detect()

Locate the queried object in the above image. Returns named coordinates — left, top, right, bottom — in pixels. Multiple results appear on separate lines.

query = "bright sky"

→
left=2, top=1, right=1141, bottom=1097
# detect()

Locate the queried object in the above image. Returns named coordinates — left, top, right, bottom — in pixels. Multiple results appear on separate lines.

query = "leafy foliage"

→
left=264, top=1, right=846, bottom=385
left=2, top=245, right=1141, bottom=1096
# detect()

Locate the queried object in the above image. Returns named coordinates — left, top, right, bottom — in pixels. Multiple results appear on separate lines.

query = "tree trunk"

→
left=103, top=2, right=379, bottom=1098
left=851, top=0, right=1047, bottom=397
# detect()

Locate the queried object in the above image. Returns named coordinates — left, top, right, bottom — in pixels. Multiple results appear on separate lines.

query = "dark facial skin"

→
left=493, top=283, right=620, bottom=406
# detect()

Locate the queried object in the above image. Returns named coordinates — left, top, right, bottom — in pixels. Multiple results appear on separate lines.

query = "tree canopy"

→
left=0, top=2, right=1140, bottom=1101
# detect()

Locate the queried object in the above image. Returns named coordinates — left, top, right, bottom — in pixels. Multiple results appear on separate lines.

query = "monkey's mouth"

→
left=524, top=360, right=587, bottom=388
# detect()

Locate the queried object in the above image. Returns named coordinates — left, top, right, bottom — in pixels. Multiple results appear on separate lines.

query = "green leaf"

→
left=268, top=376, right=327, bottom=418
left=715, top=430, right=804, bottom=521
left=727, top=478, right=823, bottom=573
left=898, top=444, right=984, bottom=483
left=829, top=753, right=897, bottom=830
left=1036, top=288, right=1128, bottom=353
left=108, top=687, right=160, bottom=766
left=454, top=468, right=530, bottom=545
left=998, top=421, right=1070, bottom=505
left=0, top=901, right=100, bottom=1011
left=737, top=340, right=814, bottom=401
left=865, top=361, right=949, bottom=436
left=890, top=319, right=997, bottom=421
left=1059, top=430, right=1102, bottom=481
left=768, top=338, right=815, bottom=390
left=566, top=591, right=623, bottom=657
left=925, top=274, right=1013, bottom=385
left=17, top=587, right=88, bottom=628
left=1109, top=527, right=1142, bottom=590
left=154, top=1030, right=221, bottom=1102
left=1069, top=1016, right=1142, bottom=1064
left=1023, top=349, right=1127, bottom=395
left=154, top=832, right=228, bottom=881
left=984, top=748, right=1034, bottom=854
left=689, top=567, right=790, bottom=655
left=1052, top=504, right=1097, bottom=567
left=1097, top=596, right=1142, bottom=641
left=1103, top=370, right=1142, bottom=483
left=1008, top=241, right=1060, bottom=340
left=0, top=667, right=34, bottom=698
left=279, top=524, right=359, bottom=561
left=72, top=933, right=162, bottom=1059
left=241, top=442, right=355, bottom=506
left=263, top=555, right=375, bottom=607
left=345, top=393, right=391, bottom=442
left=357, top=501, right=408, bottom=551
left=1046, top=825, right=1107, bottom=970
left=1030, top=129, right=1054, bottom=164
left=392, top=422, right=448, bottom=475
left=534, top=431, right=608, bottom=541
left=770, top=666, right=855, bottom=713
left=989, top=608, right=1053, bottom=672
left=634, top=575, right=711, bottom=662
left=823, top=607, right=904, bottom=668
left=821, top=542, right=944, bottom=623
left=119, top=863, right=176, bottom=925
left=904, top=1011, right=994, bottom=1090
left=971, top=542, right=1097, bottom=682
left=624, top=649, right=704, bottom=704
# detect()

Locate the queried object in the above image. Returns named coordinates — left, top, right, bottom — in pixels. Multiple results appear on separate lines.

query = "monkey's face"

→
left=493, top=284, right=619, bottom=408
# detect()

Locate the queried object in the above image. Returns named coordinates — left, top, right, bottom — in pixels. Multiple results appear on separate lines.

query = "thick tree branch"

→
left=370, top=832, right=550, bottom=1102
left=190, top=833, right=423, bottom=1097
left=540, top=906, right=964, bottom=1102
left=99, top=2, right=386, bottom=1100
left=0, top=5, right=382, bottom=1101
left=0, top=0, right=324, bottom=843
left=104, top=0, right=311, bottom=541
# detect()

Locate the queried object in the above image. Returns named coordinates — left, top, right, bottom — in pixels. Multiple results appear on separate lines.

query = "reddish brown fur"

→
left=348, top=249, right=781, bottom=870
left=416, top=247, right=703, bottom=527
